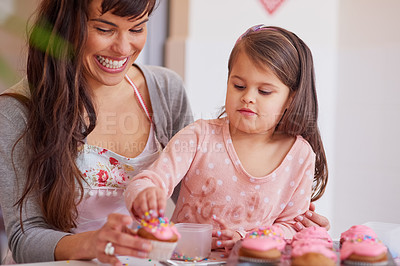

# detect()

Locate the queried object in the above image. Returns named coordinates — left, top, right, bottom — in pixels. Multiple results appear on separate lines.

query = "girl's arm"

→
left=125, top=120, right=203, bottom=218
left=273, top=145, right=316, bottom=238
left=294, top=202, right=331, bottom=231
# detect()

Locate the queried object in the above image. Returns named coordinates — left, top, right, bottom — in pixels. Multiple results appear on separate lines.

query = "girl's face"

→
left=225, top=51, right=292, bottom=136
left=83, top=0, right=148, bottom=88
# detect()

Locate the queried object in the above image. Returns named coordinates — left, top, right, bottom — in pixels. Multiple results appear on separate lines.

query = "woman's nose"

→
left=112, top=34, right=132, bottom=55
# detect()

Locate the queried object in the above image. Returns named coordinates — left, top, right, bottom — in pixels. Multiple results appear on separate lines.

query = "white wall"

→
left=167, top=0, right=400, bottom=239
left=334, top=0, right=400, bottom=236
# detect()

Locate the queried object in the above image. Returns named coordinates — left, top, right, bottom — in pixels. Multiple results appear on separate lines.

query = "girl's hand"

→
left=132, top=187, right=166, bottom=219
left=92, top=213, right=152, bottom=265
left=294, top=202, right=331, bottom=231
left=211, top=215, right=241, bottom=252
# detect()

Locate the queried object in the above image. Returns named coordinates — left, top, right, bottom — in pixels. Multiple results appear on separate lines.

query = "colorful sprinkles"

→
left=248, top=226, right=284, bottom=239
left=137, top=214, right=174, bottom=233
left=172, top=251, right=206, bottom=262
left=348, top=234, right=382, bottom=243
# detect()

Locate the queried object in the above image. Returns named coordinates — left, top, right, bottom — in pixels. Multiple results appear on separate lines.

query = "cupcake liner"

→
left=148, top=239, right=177, bottom=261
left=239, top=255, right=281, bottom=265
left=343, top=259, right=389, bottom=266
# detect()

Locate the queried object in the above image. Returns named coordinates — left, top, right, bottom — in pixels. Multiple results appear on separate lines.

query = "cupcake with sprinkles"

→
left=340, top=225, right=378, bottom=244
left=137, top=214, right=181, bottom=260
left=238, top=225, right=286, bottom=263
left=340, top=234, right=388, bottom=265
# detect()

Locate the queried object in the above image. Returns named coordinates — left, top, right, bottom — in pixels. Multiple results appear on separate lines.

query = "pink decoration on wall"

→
left=259, top=0, right=286, bottom=15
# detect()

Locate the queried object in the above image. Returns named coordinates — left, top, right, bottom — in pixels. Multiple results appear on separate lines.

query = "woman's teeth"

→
left=96, top=55, right=127, bottom=69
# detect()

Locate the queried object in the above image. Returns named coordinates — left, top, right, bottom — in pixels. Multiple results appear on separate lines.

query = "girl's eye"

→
left=259, top=90, right=272, bottom=95
left=234, top=84, right=245, bottom=90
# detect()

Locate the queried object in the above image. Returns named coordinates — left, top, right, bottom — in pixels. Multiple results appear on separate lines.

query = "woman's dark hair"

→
left=9, top=0, right=156, bottom=232
left=226, top=26, right=328, bottom=201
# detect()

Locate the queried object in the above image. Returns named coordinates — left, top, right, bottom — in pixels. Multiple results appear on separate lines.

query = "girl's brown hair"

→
left=7, top=0, right=156, bottom=232
left=227, top=26, right=328, bottom=201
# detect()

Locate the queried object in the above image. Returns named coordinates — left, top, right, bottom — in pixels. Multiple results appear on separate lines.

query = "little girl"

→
left=125, top=25, right=328, bottom=249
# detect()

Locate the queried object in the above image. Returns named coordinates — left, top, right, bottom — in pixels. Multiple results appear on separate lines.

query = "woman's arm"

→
left=0, top=97, right=152, bottom=265
left=55, top=214, right=151, bottom=265
left=0, top=97, right=70, bottom=263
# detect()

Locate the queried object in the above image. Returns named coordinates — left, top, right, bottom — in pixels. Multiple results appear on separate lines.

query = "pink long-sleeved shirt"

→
left=125, top=118, right=315, bottom=238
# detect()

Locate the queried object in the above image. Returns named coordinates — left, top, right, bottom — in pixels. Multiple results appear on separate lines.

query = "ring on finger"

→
left=104, top=242, right=115, bottom=256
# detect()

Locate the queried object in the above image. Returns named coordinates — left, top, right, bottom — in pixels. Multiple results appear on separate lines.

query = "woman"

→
left=0, top=0, right=191, bottom=264
left=0, top=0, right=329, bottom=265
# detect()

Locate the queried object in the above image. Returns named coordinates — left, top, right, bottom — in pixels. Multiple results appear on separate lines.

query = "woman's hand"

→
left=294, top=202, right=331, bottom=231
left=211, top=215, right=241, bottom=252
left=55, top=213, right=152, bottom=266
left=132, top=187, right=167, bottom=219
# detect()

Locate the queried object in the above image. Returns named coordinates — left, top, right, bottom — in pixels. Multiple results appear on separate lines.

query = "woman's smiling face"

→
left=83, top=0, right=148, bottom=88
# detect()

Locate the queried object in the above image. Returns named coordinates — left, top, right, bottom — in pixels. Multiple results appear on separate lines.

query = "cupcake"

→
left=340, top=235, right=388, bottom=265
left=238, top=225, right=286, bottom=263
left=137, top=215, right=181, bottom=260
left=292, top=226, right=332, bottom=243
left=340, top=225, right=378, bottom=244
left=291, top=226, right=337, bottom=266
left=291, top=242, right=337, bottom=266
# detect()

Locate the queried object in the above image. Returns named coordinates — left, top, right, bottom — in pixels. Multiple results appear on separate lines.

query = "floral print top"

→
left=72, top=75, right=162, bottom=233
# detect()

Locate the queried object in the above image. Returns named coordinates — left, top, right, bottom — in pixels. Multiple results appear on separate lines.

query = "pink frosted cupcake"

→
left=291, top=226, right=336, bottom=265
left=291, top=242, right=337, bottom=266
left=238, top=225, right=286, bottom=263
left=137, top=216, right=181, bottom=260
left=340, top=235, right=388, bottom=265
left=292, top=226, right=332, bottom=243
left=340, top=225, right=378, bottom=244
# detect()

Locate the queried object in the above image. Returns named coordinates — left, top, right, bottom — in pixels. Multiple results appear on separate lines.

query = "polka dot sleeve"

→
left=273, top=139, right=315, bottom=238
left=124, top=120, right=206, bottom=215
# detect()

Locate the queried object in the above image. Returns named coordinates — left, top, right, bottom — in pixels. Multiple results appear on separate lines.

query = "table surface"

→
left=4, top=243, right=399, bottom=266
left=3, top=252, right=228, bottom=266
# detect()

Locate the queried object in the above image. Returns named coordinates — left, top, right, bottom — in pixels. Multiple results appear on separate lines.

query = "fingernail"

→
left=306, top=211, right=312, bottom=218
left=296, top=215, right=304, bottom=221
left=149, top=209, right=157, bottom=217
left=295, top=222, right=304, bottom=230
left=159, top=209, right=165, bottom=216
left=142, top=243, right=152, bottom=250
left=123, top=216, right=133, bottom=224
left=217, top=231, right=222, bottom=237
left=136, top=251, right=148, bottom=258
left=216, top=241, right=222, bottom=246
left=212, top=214, right=217, bottom=220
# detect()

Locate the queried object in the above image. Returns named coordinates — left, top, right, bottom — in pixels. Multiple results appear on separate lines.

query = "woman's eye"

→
left=96, top=27, right=112, bottom=33
left=130, top=27, right=144, bottom=33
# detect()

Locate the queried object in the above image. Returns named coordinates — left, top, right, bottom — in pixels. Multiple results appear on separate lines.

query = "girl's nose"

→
left=241, top=89, right=256, bottom=104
